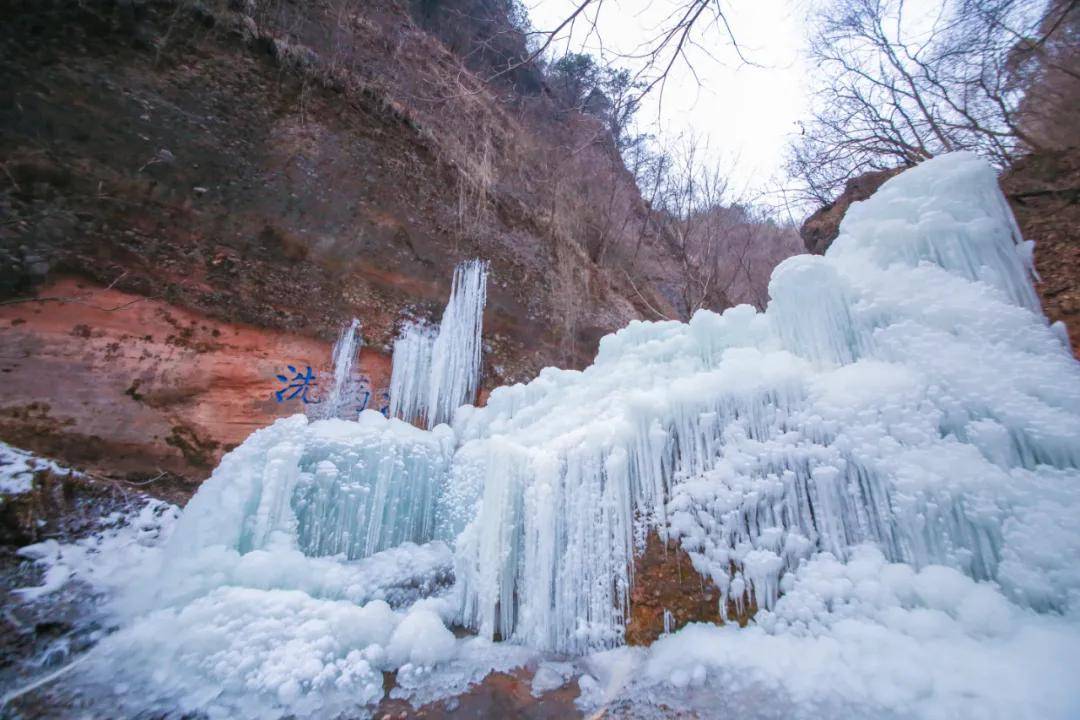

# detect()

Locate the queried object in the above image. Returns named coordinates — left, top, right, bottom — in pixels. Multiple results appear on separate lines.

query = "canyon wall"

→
left=0, top=0, right=692, bottom=482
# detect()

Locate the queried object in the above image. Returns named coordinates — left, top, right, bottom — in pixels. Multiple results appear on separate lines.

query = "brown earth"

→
left=625, top=533, right=756, bottom=646
left=375, top=669, right=583, bottom=720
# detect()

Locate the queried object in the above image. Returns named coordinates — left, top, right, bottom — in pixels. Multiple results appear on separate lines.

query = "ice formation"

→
left=388, top=321, right=435, bottom=425
left=31, top=153, right=1080, bottom=719
left=447, top=152, right=1080, bottom=652
left=58, top=415, right=466, bottom=719
left=163, top=412, right=455, bottom=572
left=573, top=557, right=1080, bottom=718
left=389, top=259, right=488, bottom=428
left=319, top=318, right=362, bottom=420
left=427, top=259, right=488, bottom=427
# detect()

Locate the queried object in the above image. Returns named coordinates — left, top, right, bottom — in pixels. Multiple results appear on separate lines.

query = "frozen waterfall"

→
left=76, top=153, right=1080, bottom=719
left=447, top=152, right=1080, bottom=650
left=389, top=259, right=488, bottom=428
left=319, top=318, right=362, bottom=420
left=388, top=321, right=435, bottom=425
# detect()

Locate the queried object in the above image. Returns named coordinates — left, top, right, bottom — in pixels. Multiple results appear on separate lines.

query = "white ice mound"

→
left=169, top=412, right=453, bottom=562
left=86, top=412, right=461, bottom=720
left=90, top=153, right=1080, bottom=718
left=449, top=152, right=1080, bottom=651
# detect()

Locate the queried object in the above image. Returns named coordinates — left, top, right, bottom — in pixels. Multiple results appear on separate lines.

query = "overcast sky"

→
left=525, top=0, right=814, bottom=219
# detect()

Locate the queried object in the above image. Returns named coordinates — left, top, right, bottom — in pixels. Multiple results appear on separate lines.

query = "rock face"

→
left=0, top=277, right=391, bottom=485
left=0, top=0, right=694, bottom=482
left=799, top=168, right=904, bottom=255
left=0, top=0, right=683, bottom=372
left=625, top=533, right=755, bottom=645
left=1001, top=148, right=1080, bottom=358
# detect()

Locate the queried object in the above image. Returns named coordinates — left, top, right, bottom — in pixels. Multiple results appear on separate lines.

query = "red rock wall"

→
left=0, top=277, right=391, bottom=487
left=625, top=533, right=755, bottom=645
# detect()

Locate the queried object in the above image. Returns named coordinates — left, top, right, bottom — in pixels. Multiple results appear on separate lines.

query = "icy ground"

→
left=0, top=441, right=79, bottom=495
left=0, top=489, right=179, bottom=711
left=4, top=153, right=1080, bottom=719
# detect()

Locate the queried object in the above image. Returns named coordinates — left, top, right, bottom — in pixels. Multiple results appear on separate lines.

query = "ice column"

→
left=321, top=318, right=362, bottom=420
left=388, top=260, right=488, bottom=428
left=388, top=322, right=435, bottom=425
left=427, top=259, right=488, bottom=427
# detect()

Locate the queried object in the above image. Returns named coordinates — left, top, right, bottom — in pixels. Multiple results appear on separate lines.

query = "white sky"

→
left=525, top=0, right=814, bottom=219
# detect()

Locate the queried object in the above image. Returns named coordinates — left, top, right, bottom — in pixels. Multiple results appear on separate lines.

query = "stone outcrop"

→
left=799, top=167, right=903, bottom=254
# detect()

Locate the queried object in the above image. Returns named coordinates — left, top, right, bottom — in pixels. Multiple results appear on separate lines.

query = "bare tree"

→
left=789, top=0, right=1079, bottom=204
left=639, top=136, right=798, bottom=315
left=1008, top=0, right=1080, bottom=150
left=461, top=0, right=749, bottom=110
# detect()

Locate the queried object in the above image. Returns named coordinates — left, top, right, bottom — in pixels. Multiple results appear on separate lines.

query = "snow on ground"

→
left=12, top=500, right=179, bottom=603
left=2, top=493, right=181, bottom=712
left=0, top=441, right=79, bottom=494
left=6, top=153, right=1080, bottom=719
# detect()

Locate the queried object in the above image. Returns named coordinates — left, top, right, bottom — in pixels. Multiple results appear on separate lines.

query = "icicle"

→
left=320, top=318, right=362, bottom=420
left=389, top=321, right=435, bottom=425
left=427, top=259, right=488, bottom=427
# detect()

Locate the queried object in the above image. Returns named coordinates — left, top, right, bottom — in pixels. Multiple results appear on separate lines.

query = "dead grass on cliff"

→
left=187, top=0, right=680, bottom=347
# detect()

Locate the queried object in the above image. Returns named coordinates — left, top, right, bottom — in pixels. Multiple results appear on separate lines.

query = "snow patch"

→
left=0, top=441, right=79, bottom=495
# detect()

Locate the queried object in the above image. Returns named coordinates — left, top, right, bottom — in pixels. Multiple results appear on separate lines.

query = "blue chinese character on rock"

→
left=356, top=375, right=373, bottom=414
left=275, top=365, right=319, bottom=404
left=353, top=378, right=390, bottom=418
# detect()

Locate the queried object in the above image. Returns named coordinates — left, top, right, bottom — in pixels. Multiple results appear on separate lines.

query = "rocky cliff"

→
left=0, top=0, right=690, bottom=482
left=798, top=168, right=902, bottom=255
